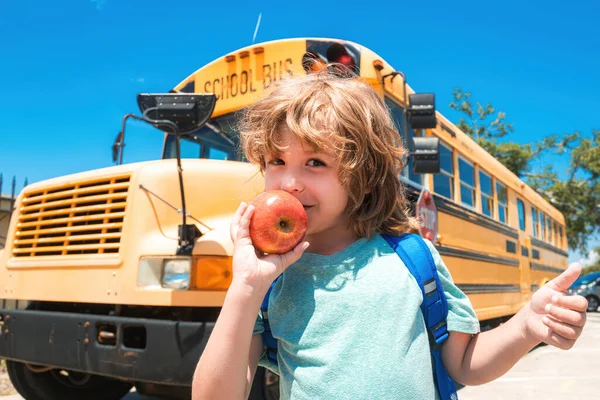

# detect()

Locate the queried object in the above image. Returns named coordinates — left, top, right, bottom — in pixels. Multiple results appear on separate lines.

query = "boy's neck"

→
left=304, top=228, right=361, bottom=256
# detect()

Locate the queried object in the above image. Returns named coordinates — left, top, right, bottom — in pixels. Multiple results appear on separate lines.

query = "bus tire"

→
left=249, top=366, right=280, bottom=400
left=6, top=360, right=133, bottom=400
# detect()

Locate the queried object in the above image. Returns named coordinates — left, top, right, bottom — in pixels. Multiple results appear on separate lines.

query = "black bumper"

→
left=0, top=308, right=214, bottom=386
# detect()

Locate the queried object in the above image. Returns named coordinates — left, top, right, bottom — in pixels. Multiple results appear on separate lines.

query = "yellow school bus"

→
left=0, top=38, right=567, bottom=400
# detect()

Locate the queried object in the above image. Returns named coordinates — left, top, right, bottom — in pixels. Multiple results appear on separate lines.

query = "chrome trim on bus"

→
left=530, top=237, right=568, bottom=257
left=433, top=194, right=519, bottom=239
left=456, top=284, right=521, bottom=294
left=437, top=246, right=520, bottom=267
left=530, top=263, right=565, bottom=274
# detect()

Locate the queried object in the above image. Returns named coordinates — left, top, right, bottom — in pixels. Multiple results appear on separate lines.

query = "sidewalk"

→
left=457, top=312, right=600, bottom=399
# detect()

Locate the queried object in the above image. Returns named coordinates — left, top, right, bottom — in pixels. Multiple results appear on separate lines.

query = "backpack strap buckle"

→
left=429, top=320, right=449, bottom=350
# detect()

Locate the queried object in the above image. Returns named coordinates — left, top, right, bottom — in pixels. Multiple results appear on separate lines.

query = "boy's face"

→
left=263, top=128, right=355, bottom=248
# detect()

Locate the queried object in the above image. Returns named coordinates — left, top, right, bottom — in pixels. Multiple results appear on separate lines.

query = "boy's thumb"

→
left=547, top=262, right=582, bottom=292
left=278, top=241, right=310, bottom=271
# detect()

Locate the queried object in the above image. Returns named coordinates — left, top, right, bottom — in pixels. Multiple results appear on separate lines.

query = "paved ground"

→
left=2, top=313, right=599, bottom=399
left=0, top=389, right=159, bottom=400
left=457, top=311, right=600, bottom=399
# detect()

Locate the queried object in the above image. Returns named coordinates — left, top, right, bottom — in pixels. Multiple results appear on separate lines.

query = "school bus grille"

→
left=12, top=175, right=131, bottom=257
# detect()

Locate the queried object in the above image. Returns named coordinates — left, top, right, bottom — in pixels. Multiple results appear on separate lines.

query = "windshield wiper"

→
left=205, top=122, right=235, bottom=146
left=138, top=184, right=213, bottom=231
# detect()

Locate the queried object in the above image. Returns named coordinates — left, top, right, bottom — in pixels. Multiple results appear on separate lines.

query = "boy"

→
left=193, top=70, right=588, bottom=399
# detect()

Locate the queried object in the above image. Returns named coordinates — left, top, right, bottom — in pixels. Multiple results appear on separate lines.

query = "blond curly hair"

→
left=239, top=68, right=420, bottom=238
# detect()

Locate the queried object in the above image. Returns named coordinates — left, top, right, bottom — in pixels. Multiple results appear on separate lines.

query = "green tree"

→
left=449, top=89, right=600, bottom=253
left=580, top=246, right=600, bottom=275
left=449, top=88, right=536, bottom=177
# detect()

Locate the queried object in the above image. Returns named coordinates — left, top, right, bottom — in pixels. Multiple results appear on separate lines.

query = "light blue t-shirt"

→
left=253, top=233, right=480, bottom=400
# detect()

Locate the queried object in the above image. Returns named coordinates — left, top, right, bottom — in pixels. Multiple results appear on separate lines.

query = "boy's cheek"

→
left=263, top=174, right=279, bottom=191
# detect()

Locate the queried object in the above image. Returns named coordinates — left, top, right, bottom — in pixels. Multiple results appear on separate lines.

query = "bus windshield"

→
left=162, top=111, right=243, bottom=161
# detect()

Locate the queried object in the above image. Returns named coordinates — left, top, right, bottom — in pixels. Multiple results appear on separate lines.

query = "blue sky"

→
left=1, top=0, right=598, bottom=263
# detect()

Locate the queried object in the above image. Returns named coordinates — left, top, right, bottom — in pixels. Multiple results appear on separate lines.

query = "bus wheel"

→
left=249, top=367, right=280, bottom=400
left=586, top=295, right=599, bottom=312
left=6, top=360, right=133, bottom=400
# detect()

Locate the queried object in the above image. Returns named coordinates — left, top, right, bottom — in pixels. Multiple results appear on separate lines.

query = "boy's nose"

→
left=281, top=172, right=304, bottom=193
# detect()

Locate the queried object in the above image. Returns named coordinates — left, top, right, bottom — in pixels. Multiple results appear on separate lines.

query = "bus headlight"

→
left=162, top=259, right=191, bottom=290
left=138, top=257, right=191, bottom=290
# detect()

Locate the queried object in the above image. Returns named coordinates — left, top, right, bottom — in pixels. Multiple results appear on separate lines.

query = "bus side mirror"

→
left=411, top=137, right=440, bottom=174
left=408, top=93, right=436, bottom=130
left=136, top=93, right=217, bottom=135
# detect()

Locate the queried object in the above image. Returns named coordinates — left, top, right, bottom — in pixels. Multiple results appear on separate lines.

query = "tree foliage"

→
left=581, top=246, right=600, bottom=275
left=450, top=89, right=600, bottom=253
left=583, top=264, right=600, bottom=275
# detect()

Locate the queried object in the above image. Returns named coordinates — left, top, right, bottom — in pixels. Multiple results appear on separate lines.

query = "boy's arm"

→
left=442, top=262, right=588, bottom=386
left=192, top=202, right=308, bottom=399
left=245, top=334, right=265, bottom=398
left=441, top=309, right=540, bottom=386
left=192, top=282, right=265, bottom=400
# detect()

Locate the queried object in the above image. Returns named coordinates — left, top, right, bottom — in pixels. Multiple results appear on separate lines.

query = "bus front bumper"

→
left=0, top=308, right=214, bottom=386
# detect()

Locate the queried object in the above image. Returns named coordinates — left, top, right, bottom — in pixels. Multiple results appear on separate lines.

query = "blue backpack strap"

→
left=381, top=233, right=458, bottom=400
left=260, top=275, right=281, bottom=365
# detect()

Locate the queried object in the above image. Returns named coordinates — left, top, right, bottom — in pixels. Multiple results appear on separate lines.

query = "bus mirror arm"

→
left=129, top=92, right=217, bottom=255
left=112, top=114, right=145, bottom=166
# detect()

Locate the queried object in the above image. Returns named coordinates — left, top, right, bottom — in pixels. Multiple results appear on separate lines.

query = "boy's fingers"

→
left=546, top=330, right=576, bottom=350
left=545, top=303, right=587, bottom=327
left=552, top=293, right=589, bottom=313
left=547, top=262, right=582, bottom=292
left=542, top=315, right=582, bottom=342
left=278, top=241, right=310, bottom=272
left=237, top=204, right=255, bottom=239
left=230, top=202, right=247, bottom=242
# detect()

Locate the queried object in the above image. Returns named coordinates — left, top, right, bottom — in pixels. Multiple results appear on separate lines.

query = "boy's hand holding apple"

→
left=230, top=190, right=309, bottom=293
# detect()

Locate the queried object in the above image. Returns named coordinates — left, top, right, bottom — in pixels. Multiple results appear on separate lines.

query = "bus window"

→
left=385, top=99, right=422, bottom=185
left=208, top=148, right=229, bottom=160
left=540, top=212, right=546, bottom=241
left=531, top=207, right=539, bottom=238
left=517, top=198, right=526, bottom=231
left=458, top=157, right=475, bottom=208
left=385, top=98, right=408, bottom=149
left=479, top=170, right=493, bottom=217
left=553, top=220, right=558, bottom=245
left=559, top=225, right=563, bottom=247
left=433, top=142, right=454, bottom=200
left=406, top=129, right=423, bottom=185
left=180, top=138, right=202, bottom=159
left=163, top=112, right=241, bottom=161
left=546, top=215, right=552, bottom=243
left=496, top=181, right=508, bottom=224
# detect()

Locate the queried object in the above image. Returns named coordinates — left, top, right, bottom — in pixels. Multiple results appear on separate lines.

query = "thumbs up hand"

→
left=522, top=262, right=588, bottom=349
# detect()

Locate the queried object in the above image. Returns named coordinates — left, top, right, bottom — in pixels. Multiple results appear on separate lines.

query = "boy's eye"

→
left=267, top=158, right=284, bottom=166
left=307, top=159, right=326, bottom=167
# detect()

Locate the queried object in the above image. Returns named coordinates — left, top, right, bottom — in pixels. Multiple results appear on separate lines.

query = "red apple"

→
left=249, top=190, right=308, bottom=254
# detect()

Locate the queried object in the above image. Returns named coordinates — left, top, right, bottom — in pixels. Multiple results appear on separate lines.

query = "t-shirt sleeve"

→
left=424, top=239, right=481, bottom=335
left=253, top=310, right=280, bottom=374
